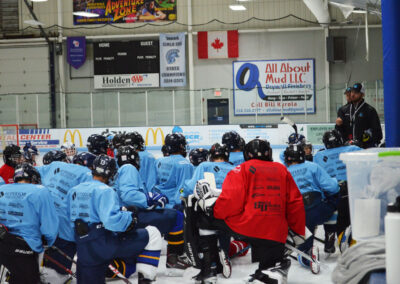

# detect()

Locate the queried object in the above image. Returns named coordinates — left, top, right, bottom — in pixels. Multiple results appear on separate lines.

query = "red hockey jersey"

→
left=214, top=159, right=305, bottom=243
left=0, top=164, right=15, bottom=184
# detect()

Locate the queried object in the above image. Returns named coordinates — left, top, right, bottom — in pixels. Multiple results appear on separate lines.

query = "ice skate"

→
left=217, top=242, right=231, bottom=278
left=324, top=231, right=336, bottom=258
left=245, top=259, right=291, bottom=284
left=310, top=245, right=320, bottom=274
left=165, top=252, right=192, bottom=276
left=193, top=265, right=217, bottom=284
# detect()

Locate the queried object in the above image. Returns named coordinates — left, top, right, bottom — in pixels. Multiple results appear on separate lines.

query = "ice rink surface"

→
left=105, top=226, right=337, bottom=284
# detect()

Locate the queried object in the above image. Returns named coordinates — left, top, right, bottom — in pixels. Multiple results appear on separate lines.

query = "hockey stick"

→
left=229, top=244, right=251, bottom=260
left=51, top=246, right=132, bottom=284
left=281, top=116, right=298, bottom=135
left=285, top=243, right=329, bottom=270
left=43, top=254, right=76, bottom=278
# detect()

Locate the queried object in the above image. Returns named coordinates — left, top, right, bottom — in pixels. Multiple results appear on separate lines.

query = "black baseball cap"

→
left=352, top=83, right=365, bottom=94
left=344, top=87, right=352, bottom=94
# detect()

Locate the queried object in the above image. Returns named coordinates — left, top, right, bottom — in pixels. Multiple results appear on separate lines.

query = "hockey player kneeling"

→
left=188, top=139, right=306, bottom=284
left=68, top=155, right=162, bottom=284
left=0, top=163, right=59, bottom=284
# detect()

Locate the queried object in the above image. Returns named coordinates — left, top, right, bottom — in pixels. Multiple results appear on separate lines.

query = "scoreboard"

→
left=93, top=40, right=160, bottom=88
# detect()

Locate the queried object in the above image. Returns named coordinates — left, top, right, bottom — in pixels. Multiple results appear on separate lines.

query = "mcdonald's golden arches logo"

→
left=145, top=128, right=164, bottom=146
left=63, top=129, right=83, bottom=147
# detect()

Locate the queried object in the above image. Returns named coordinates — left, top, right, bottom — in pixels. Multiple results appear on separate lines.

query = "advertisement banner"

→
left=73, top=0, right=177, bottom=25
left=94, top=74, right=160, bottom=88
left=67, top=37, right=86, bottom=69
left=159, top=33, right=186, bottom=87
left=93, top=40, right=160, bottom=88
left=233, top=59, right=316, bottom=115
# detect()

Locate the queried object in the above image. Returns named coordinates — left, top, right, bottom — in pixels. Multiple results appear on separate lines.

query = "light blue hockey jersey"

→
left=68, top=180, right=132, bottom=232
left=0, top=183, right=59, bottom=252
left=38, top=162, right=92, bottom=241
left=114, top=163, right=148, bottom=209
left=313, top=145, right=361, bottom=182
left=229, top=151, right=245, bottom=166
left=154, top=154, right=194, bottom=208
left=138, top=150, right=157, bottom=192
left=287, top=161, right=339, bottom=198
left=182, top=161, right=235, bottom=197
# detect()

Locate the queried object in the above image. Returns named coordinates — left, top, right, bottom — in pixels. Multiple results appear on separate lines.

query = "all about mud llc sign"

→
left=233, top=59, right=315, bottom=115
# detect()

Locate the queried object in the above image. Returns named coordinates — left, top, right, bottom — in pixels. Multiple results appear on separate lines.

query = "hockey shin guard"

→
left=137, top=226, right=162, bottom=281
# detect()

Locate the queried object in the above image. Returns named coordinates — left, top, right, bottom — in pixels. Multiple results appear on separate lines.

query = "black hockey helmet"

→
left=125, top=132, right=145, bottom=151
left=116, top=145, right=140, bottom=170
left=87, top=134, right=109, bottom=155
left=244, top=139, right=273, bottom=162
left=222, top=131, right=242, bottom=152
left=14, top=163, right=41, bottom=184
left=42, top=150, right=68, bottom=165
left=111, top=133, right=126, bottom=150
left=288, top=133, right=306, bottom=145
left=284, top=144, right=306, bottom=164
left=165, top=133, right=188, bottom=157
left=161, top=144, right=170, bottom=157
left=92, top=155, right=118, bottom=181
left=209, top=143, right=229, bottom=162
left=322, top=129, right=344, bottom=149
left=72, top=152, right=97, bottom=169
left=189, top=148, right=209, bottom=166
left=3, top=144, right=23, bottom=168
left=239, top=137, right=246, bottom=151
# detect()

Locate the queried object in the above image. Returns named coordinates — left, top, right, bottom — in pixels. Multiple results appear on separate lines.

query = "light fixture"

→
left=229, top=5, right=246, bottom=11
left=30, top=0, right=48, bottom=2
left=24, top=19, right=45, bottom=26
left=352, top=9, right=367, bottom=14
left=73, top=11, right=100, bottom=18
left=236, top=0, right=250, bottom=2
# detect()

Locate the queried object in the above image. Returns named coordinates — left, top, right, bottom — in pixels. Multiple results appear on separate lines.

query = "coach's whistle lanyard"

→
left=349, top=100, right=365, bottom=127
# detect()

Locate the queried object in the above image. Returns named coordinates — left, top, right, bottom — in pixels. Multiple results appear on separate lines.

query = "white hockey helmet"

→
left=61, top=141, right=77, bottom=157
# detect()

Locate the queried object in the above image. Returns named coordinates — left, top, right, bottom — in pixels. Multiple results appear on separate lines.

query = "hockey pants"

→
left=0, top=231, right=40, bottom=284
left=75, top=224, right=152, bottom=284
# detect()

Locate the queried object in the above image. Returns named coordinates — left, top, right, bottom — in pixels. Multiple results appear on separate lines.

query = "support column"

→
left=382, top=0, right=400, bottom=146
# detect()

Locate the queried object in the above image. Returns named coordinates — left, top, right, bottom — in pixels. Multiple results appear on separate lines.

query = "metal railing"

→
left=0, top=80, right=384, bottom=128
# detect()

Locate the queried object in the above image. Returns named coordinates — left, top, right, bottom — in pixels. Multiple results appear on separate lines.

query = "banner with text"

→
left=233, top=59, right=315, bottom=115
left=73, top=0, right=177, bottom=25
left=159, top=33, right=186, bottom=87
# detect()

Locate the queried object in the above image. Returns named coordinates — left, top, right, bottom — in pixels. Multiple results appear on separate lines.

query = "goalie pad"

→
left=181, top=195, right=201, bottom=269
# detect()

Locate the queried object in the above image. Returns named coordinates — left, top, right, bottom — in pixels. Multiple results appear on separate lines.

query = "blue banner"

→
left=67, top=37, right=86, bottom=69
left=159, top=33, right=186, bottom=87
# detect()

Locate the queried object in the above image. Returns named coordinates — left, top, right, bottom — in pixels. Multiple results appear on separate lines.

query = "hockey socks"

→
left=166, top=210, right=185, bottom=255
left=229, top=240, right=249, bottom=258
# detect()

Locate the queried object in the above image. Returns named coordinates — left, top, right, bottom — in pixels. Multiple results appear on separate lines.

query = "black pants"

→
left=0, top=234, right=40, bottom=284
left=197, top=214, right=285, bottom=272
left=337, top=182, right=350, bottom=235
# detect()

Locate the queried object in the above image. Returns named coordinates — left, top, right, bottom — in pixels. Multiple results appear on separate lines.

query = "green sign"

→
left=307, top=124, right=335, bottom=145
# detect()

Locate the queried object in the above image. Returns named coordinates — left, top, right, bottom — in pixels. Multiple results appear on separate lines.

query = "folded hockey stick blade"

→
left=204, top=172, right=217, bottom=191
left=281, top=116, right=298, bottom=134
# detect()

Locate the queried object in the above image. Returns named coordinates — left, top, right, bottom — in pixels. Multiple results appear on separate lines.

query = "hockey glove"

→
left=194, top=196, right=217, bottom=217
left=146, top=192, right=169, bottom=210
left=125, top=211, right=139, bottom=232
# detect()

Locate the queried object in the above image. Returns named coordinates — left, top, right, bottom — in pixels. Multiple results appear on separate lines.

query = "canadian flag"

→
left=198, top=30, right=239, bottom=59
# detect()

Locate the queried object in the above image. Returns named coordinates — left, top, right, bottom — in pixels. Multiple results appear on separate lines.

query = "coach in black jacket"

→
left=349, top=83, right=383, bottom=148
left=336, top=87, right=352, bottom=141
